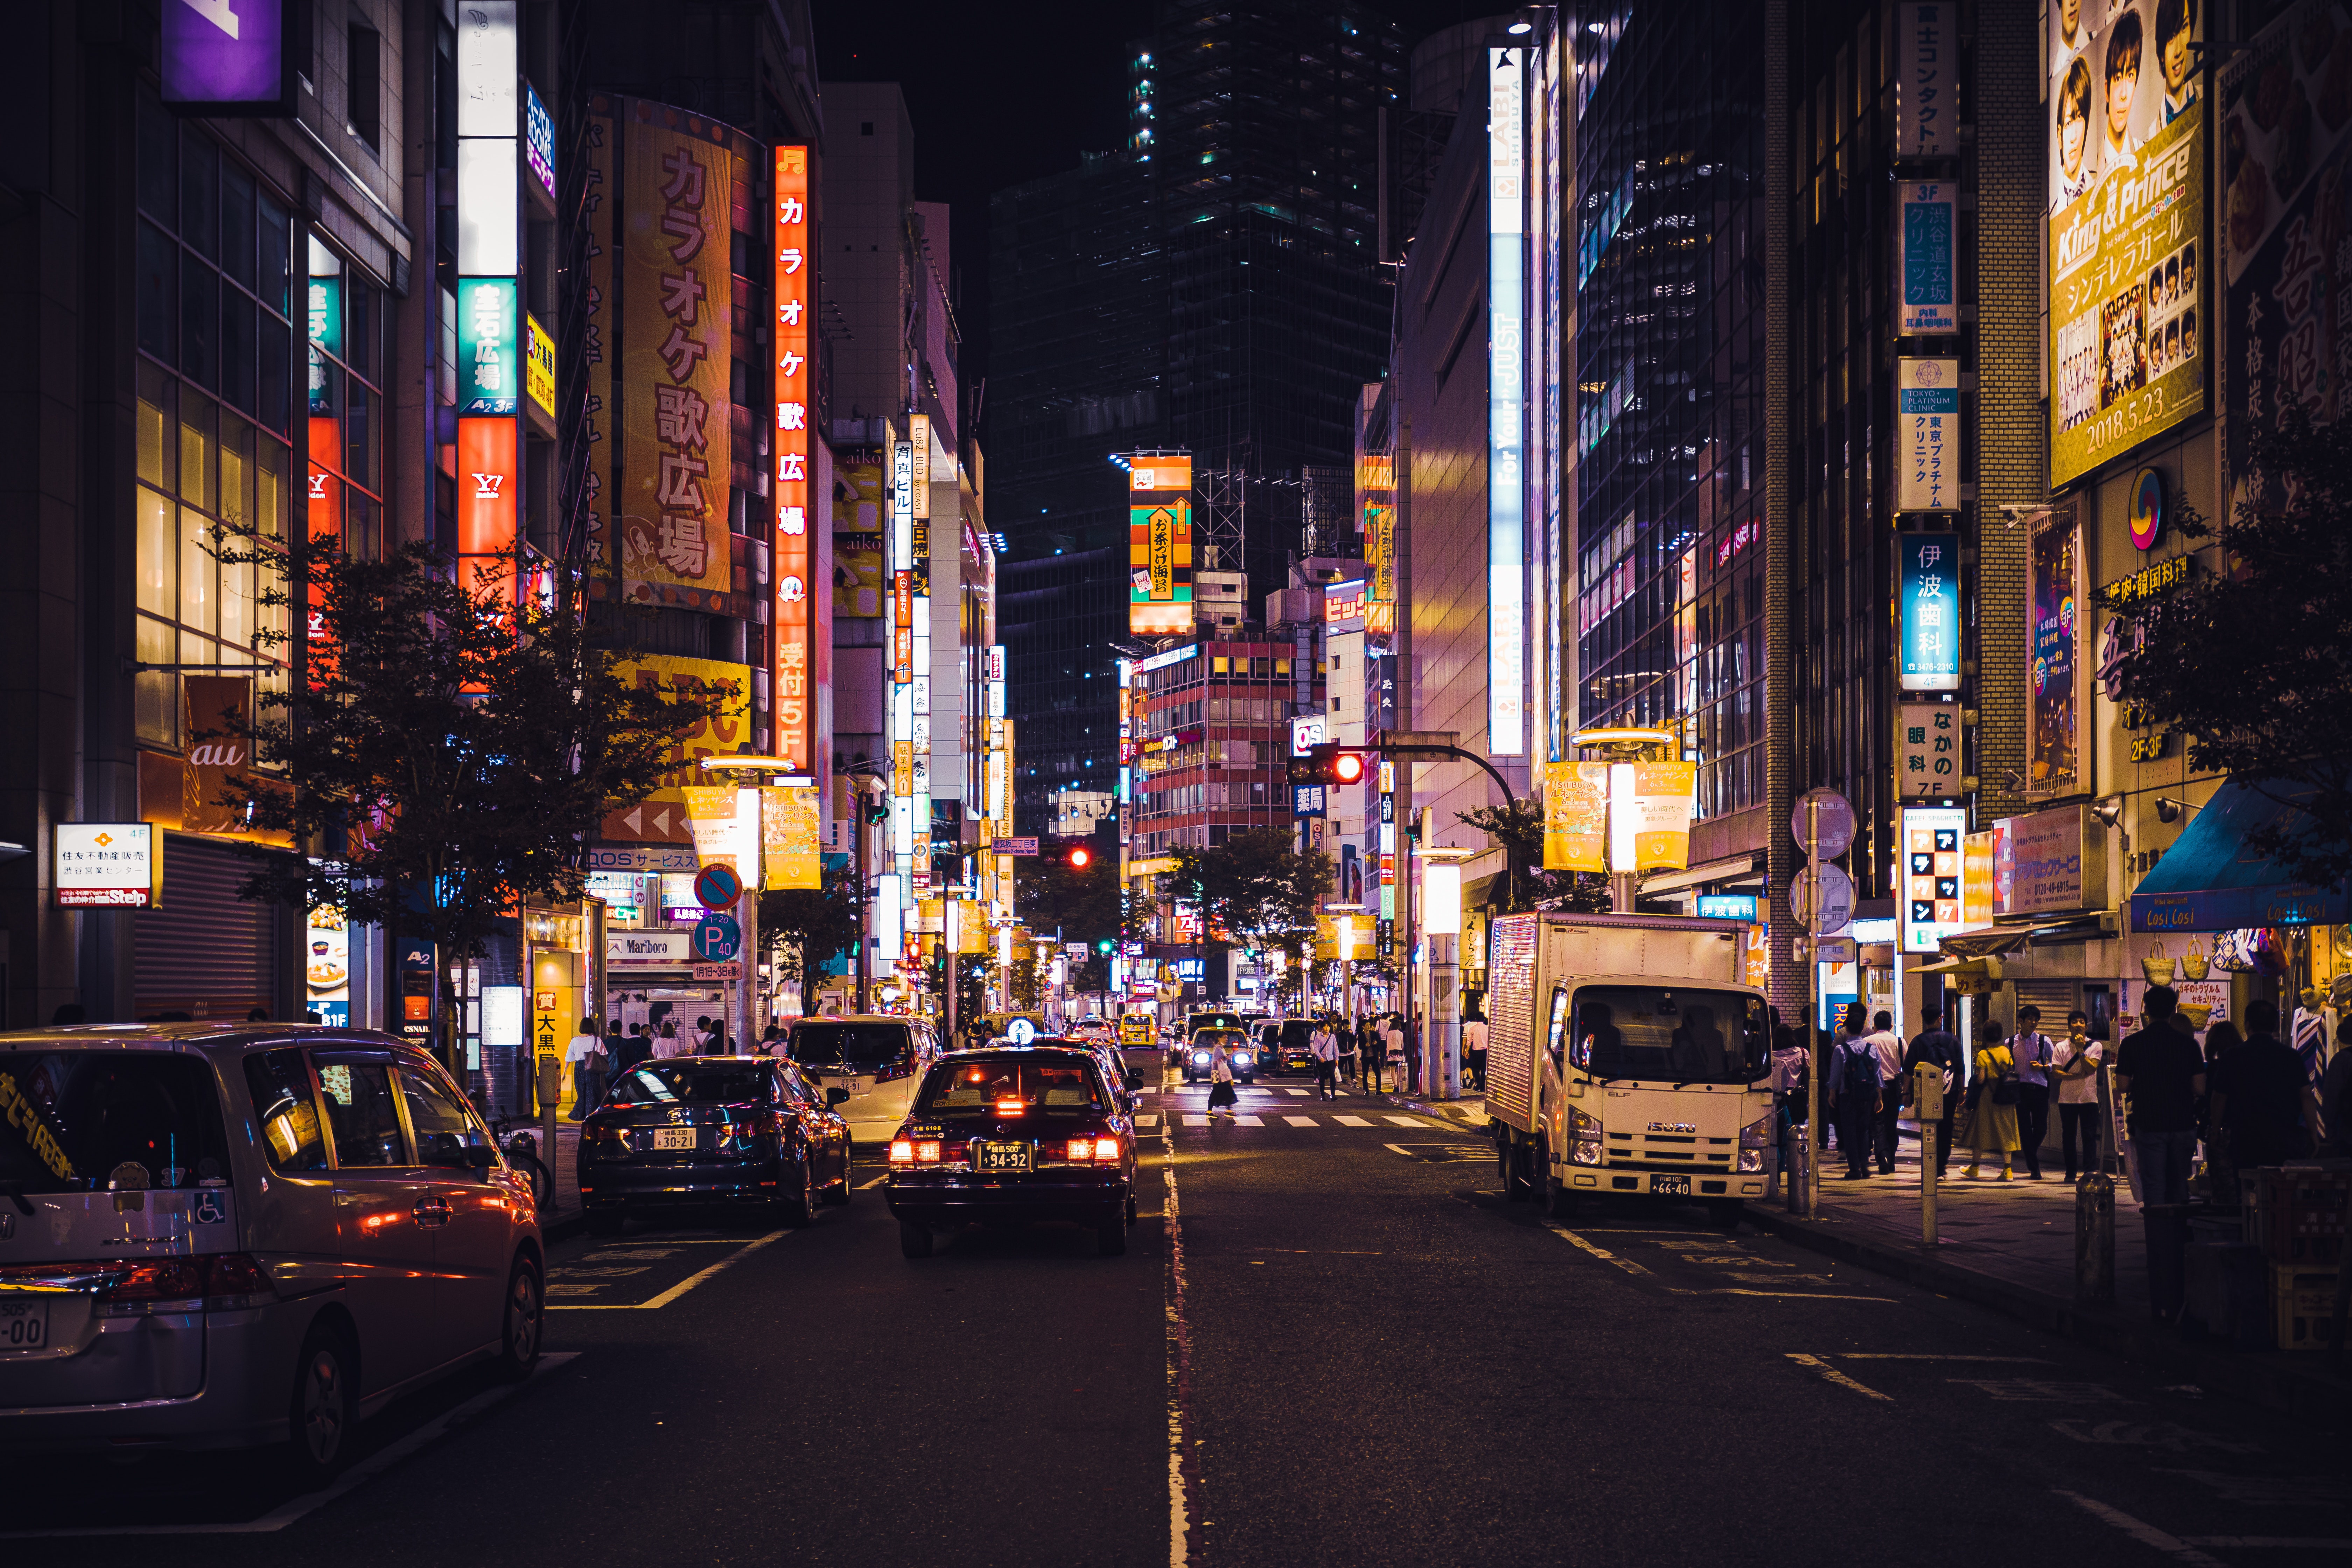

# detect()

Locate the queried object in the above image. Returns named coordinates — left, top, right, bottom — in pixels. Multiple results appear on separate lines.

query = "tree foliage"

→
left=210, top=535, right=726, bottom=966
left=2105, top=408, right=2352, bottom=890
left=1015, top=846, right=1121, bottom=948
left=1169, top=826, right=1331, bottom=973
left=1456, top=799, right=1609, bottom=913
left=760, top=861, right=862, bottom=997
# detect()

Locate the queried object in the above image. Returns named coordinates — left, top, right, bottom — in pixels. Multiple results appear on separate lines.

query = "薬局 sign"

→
left=1896, top=183, right=1957, bottom=334
left=1898, top=533, right=1960, bottom=691
left=1898, top=700, right=1961, bottom=799
left=1899, top=805, right=1966, bottom=955
left=55, top=824, right=162, bottom=909
left=1896, top=358, right=1961, bottom=512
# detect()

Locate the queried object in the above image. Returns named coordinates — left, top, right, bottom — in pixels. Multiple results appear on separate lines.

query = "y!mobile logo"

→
left=471, top=473, right=505, bottom=499
left=307, top=472, right=329, bottom=500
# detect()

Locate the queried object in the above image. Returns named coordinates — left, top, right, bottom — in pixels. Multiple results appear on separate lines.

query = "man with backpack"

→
left=1904, top=1000, right=1966, bottom=1178
left=2007, top=1005, right=2058, bottom=1179
left=1827, top=1006, right=1883, bottom=1178
left=1864, top=1010, right=1908, bottom=1175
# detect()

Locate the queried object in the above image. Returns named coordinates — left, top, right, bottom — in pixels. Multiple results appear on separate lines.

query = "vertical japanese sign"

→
left=1896, top=357, right=1961, bottom=512
left=1899, top=805, right=1967, bottom=954
left=773, top=145, right=813, bottom=771
left=1630, top=761, right=1696, bottom=872
left=2049, top=0, right=2204, bottom=489
left=525, top=83, right=555, bottom=200
left=2028, top=505, right=2084, bottom=796
left=1894, top=3, right=1958, bottom=158
left=1488, top=45, right=1526, bottom=756
left=456, top=278, right=518, bottom=415
left=2221, top=4, right=2345, bottom=494
left=455, top=416, right=518, bottom=559
left=525, top=315, right=555, bottom=419
left=1541, top=761, right=1609, bottom=873
left=1127, top=489, right=1193, bottom=638
left=582, top=104, right=612, bottom=573
left=1896, top=182, right=1957, bottom=334
left=621, top=111, right=732, bottom=600
left=1898, top=532, right=1961, bottom=692
left=1897, top=700, right=1961, bottom=800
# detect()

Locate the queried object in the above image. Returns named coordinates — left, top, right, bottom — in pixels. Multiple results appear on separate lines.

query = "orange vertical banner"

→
left=772, top=144, right=813, bottom=772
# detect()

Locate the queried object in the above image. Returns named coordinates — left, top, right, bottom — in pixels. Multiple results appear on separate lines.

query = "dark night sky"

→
left=811, top=0, right=1498, bottom=400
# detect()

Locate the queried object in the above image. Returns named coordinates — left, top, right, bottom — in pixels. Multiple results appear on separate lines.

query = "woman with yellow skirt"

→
left=1963, top=1020, right=2021, bottom=1180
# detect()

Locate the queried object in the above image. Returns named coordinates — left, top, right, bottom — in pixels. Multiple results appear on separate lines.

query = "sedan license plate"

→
left=1650, top=1174, right=1692, bottom=1196
left=650, top=1127, right=697, bottom=1151
left=977, top=1142, right=1031, bottom=1173
left=0, top=1298, right=51, bottom=1351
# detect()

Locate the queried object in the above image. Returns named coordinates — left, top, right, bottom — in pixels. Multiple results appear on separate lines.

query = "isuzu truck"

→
left=1486, top=912, right=1774, bottom=1228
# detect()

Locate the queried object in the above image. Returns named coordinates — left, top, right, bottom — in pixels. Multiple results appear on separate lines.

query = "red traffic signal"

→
left=1068, top=845, right=1093, bottom=870
left=1327, top=748, right=1367, bottom=786
left=1302, top=743, right=1367, bottom=786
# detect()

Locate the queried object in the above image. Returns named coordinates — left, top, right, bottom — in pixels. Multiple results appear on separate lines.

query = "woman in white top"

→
left=563, top=1018, right=607, bottom=1120
left=2051, top=1007, right=2106, bottom=1182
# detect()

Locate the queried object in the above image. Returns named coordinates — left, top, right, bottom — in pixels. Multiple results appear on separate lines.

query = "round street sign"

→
left=1788, top=863, right=1855, bottom=938
left=1006, top=1018, right=1037, bottom=1045
left=693, top=863, right=743, bottom=910
left=691, top=913, right=742, bottom=961
left=1790, top=788, right=1856, bottom=860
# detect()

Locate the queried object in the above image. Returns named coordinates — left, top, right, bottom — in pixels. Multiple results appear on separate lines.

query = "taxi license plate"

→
left=650, top=1128, right=696, bottom=1151
left=1651, top=1174, right=1691, bottom=1196
left=0, top=1299, right=51, bottom=1351
left=977, top=1143, right=1031, bottom=1173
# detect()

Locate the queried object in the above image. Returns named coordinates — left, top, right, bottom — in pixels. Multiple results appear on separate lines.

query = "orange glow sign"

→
left=772, top=145, right=813, bottom=770
left=305, top=416, right=341, bottom=683
left=456, top=416, right=519, bottom=560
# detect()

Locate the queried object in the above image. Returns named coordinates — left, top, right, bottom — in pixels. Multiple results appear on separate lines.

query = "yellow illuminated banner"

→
left=762, top=784, right=820, bottom=890
left=1129, top=499, right=1192, bottom=635
left=1631, top=760, right=1697, bottom=872
left=1543, top=762, right=1609, bottom=873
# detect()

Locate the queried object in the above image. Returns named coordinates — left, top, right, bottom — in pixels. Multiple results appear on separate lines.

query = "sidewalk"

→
left=1745, top=1130, right=2352, bottom=1418
left=1377, top=1087, right=1487, bottom=1132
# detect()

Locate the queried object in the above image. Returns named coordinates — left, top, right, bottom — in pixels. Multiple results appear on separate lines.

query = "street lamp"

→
left=1419, top=846, right=1473, bottom=1100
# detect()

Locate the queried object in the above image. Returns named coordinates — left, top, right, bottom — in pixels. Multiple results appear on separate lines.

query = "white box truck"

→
left=1486, top=912, right=1774, bottom=1228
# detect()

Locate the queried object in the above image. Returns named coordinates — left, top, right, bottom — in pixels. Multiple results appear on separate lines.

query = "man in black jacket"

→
left=1905, top=1000, right=1966, bottom=1177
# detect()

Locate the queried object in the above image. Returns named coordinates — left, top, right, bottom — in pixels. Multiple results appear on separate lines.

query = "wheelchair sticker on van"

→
left=190, top=1190, right=228, bottom=1225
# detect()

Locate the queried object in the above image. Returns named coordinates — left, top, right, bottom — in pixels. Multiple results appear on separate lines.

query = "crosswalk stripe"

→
left=1282, top=1088, right=1308, bottom=1096
left=1136, top=1114, right=1160, bottom=1128
left=1284, top=1115, right=1317, bottom=1127
left=1234, top=1115, right=1264, bottom=1127
left=1386, top=1115, right=1434, bottom=1128
left=1183, top=1114, right=1210, bottom=1127
left=1333, top=1115, right=1371, bottom=1127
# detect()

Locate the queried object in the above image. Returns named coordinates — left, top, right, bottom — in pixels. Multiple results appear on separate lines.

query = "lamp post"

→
left=1421, top=847, right=1470, bottom=1100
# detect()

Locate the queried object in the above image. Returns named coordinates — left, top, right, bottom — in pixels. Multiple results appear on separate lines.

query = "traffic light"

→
left=1285, top=751, right=1319, bottom=787
left=1096, top=938, right=1115, bottom=955
left=1067, top=845, right=1093, bottom=870
left=1297, top=743, right=1368, bottom=786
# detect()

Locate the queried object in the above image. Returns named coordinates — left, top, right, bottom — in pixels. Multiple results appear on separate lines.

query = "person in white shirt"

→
left=2051, top=1007, right=2107, bottom=1182
left=651, top=1021, right=689, bottom=1059
left=1463, top=1013, right=1490, bottom=1094
left=1864, top=1011, right=1908, bottom=1176
left=1309, top=1021, right=1339, bottom=1101
left=563, top=1018, right=606, bottom=1120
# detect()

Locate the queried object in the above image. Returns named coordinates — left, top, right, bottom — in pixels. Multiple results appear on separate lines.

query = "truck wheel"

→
left=1545, top=1166, right=1581, bottom=1221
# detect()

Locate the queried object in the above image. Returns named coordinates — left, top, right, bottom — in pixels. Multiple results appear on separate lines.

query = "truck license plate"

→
left=1651, top=1174, right=1691, bottom=1196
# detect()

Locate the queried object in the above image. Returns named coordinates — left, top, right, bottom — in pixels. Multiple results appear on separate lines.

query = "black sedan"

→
left=886, top=1046, right=1139, bottom=1258
left=579, top=1056, right=852, bottom=1233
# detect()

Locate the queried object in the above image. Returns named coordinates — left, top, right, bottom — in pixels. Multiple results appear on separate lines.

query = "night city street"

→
left=5, top=0, right=2352, bottom=1561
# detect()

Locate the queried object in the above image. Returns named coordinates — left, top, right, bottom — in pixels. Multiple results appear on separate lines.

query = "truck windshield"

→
left=1567, top=986, right=1766, bottom=1084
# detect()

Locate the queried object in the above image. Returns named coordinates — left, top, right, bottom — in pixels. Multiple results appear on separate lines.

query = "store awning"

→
left=2128, top=781, right=2350, bottom=934
left=1935, top=926, right=2040, bottom=959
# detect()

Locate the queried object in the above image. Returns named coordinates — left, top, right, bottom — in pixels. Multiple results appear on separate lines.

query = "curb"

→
left=1740, top=1200, right=2352, bottom=1419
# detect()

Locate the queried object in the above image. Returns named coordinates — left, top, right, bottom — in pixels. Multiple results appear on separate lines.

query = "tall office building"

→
left=990, top=1, right=1409, bottom=836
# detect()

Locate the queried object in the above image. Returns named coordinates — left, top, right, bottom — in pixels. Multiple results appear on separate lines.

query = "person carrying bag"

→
left=1963, top=1021, right=2022, bottom=1180
left=1206, top=1043, right=1240, bottom=1118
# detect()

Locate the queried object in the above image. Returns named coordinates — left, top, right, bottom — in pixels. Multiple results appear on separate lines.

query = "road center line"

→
left=548, top=1230, right=789, bottom=1310
left=857, top=1175, right=888, bottom=1189
left=1547, top=1226, right=1653, bottom=1276
left=1163, top=1111, right=1194, bottom=1568
left=1669, top=1288, right=1896, bottom=1302
left=2053, top=1490, right=2231, bottom=1568
left=1835, top=1353, right=2052, bottom=1362
left=1785, top=1353, right=1893, bottom=1401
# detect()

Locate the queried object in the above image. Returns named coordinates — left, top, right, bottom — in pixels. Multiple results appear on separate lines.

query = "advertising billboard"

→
left=1899, top=806, right=1967, bottom=955
left=456, top=278, right=518, bottom=416
left=620, top=107, right=735, bottom=601
left=1896, top=358, right=1962, bottom=512
left=1488, top=45, right=1527, bottom=757
left=161, top=0, right=294, bottom=116
left=2047, top=0, right=2205, bottom=488
left=1128, top=500, right=1194, bottom=637
left=1898, top=533, right=1961, bottom=691
left=54, top=824, right=161, bottom=909
left=1895, top=3, right=1961, bottom=159
left=773, top=145, right=815, bottom=773
left=1896, top=182, right=1959, bottom=334
left=583, top=105, right=614, bottom=575
left=2028, top=503, right=2086, bottom=797
left=2220, top=1, right=2352, bottom=498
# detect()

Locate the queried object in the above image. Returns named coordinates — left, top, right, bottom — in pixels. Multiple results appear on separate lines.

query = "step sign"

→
left=691, top=913, right=742, bottom=961
left=693, top=862, right=742, bottom=910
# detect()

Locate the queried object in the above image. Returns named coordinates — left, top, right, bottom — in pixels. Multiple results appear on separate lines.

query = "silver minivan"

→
left=0, top=1023, right=544, bottom=1481
left=779, top=1015, right=936, bottom=1149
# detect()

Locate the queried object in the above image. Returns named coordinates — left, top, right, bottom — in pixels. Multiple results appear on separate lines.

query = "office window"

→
left=347, top=22, right=382, bottom=151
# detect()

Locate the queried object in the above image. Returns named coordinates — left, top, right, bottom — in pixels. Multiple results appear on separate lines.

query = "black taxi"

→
left=885, top=1044, right=1139, bottom=1258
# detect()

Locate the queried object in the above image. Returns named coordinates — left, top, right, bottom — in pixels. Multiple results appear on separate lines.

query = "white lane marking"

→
left=1668, top=1288, right=1896, bottom=1302
left=1162, top=1083, right=1193, bottom=1568
left=1137, top=1114, right=1161, bottom=1128
left=1547, top=1226, right=1653, bottom=1276
left=1284, top=1116, right=1318, bottom=1128
left=1282, top=1088, right=1309, bottom=1096
left=857, top=1175, right=888, bottom=1189
left=548, top=1230, right=789, bottom=1310
left=1386, top=1115, right=1434, bottom=1127
left=0, top=1354, right=583, bottom=1537
left=1183, top=1115, right=1210, bottom=1127
left=1835, top=1353, right=2051, bottom=1361
left=1332, top=1114, right=1371, bottom=1127
left=1785, top=1353, right=1893, bottom=1402
left=2053, top=1491, right=2231, bottom=1568
left=2178, top=1540, right=2352, bottom=1550
left=1382, top=1143, right=1414, bottom=1158
left=1233, top=1115, right=1264, bottom=1127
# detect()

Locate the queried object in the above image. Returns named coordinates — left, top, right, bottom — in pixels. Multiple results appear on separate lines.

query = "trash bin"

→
left=2143, top=1202, right=2191, bottom=1323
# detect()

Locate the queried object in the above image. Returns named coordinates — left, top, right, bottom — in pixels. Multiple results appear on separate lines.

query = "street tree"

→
left=2104, top=407, right=2352, bottom=889
left=206, top=534, right=725, bottom=1056
left=1015, top=846, right=1121, bottom=948
left=1456, top=800, right=1609, bottom=913
left=760, top=861, right=861, bottom=1005
left=1170, top=826, right=1331, bottom=986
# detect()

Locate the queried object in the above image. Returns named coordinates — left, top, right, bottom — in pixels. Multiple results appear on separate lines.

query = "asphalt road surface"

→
left=7, top=1049, right=2345, bottom=1566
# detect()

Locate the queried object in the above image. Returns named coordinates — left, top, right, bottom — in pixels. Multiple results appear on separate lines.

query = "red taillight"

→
left=889, top=1139, right=915, bottom=1163
left=204, top=1253, right=273, bottom=1295
left=94, top=1253, right=274, bottom=1304
left=995, top=1098, right=1026, bottom=1116
left=1067, top=1136, right=1120, bottom=1162
left=916, top=1140, right=943, bottom=1163
left=872, top=1059, right=915, bottom=1083
left=889, top=1138, right=946, bottom=1164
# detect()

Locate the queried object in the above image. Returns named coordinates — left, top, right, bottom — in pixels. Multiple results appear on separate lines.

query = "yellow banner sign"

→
left=1631, top=760, right=1697, bottom=872
left=762, top=784, right=821, bottom=890
left=1543, top=762, right=1609, bottom=873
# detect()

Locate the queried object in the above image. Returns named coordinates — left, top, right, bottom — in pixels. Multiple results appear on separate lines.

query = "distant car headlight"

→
left=1192, top=1050, right=1210, bottom=1066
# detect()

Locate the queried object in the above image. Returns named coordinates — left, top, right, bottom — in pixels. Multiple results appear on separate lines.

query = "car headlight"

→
left=1192, top=1050, right=1210, bottom=1066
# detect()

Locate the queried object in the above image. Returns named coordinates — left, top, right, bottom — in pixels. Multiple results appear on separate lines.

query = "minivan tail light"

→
left=96, top=1253, right=276, bottom=1313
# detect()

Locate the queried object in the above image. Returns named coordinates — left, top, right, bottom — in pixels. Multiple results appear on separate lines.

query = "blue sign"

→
left=525, top=84, right=556, bottom=198
left=1899, top=533, right=1961, bottom=692
left=691, top=915, right=742, bottom=961
left=162, top=0, right=293, bottom=116
left=1898, top=183, right=1957, bottom=334
left=1695, top=893, right=1758, bottom=922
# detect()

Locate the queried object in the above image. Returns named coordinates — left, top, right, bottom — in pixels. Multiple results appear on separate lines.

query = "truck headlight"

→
left=1568, top=1105, right=1604, bottom=1165
left=1738, top=1112, right=1773, bottom=1172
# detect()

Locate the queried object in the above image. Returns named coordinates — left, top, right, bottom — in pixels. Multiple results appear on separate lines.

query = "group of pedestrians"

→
left=561, top=1012, right=736, bottom=1119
